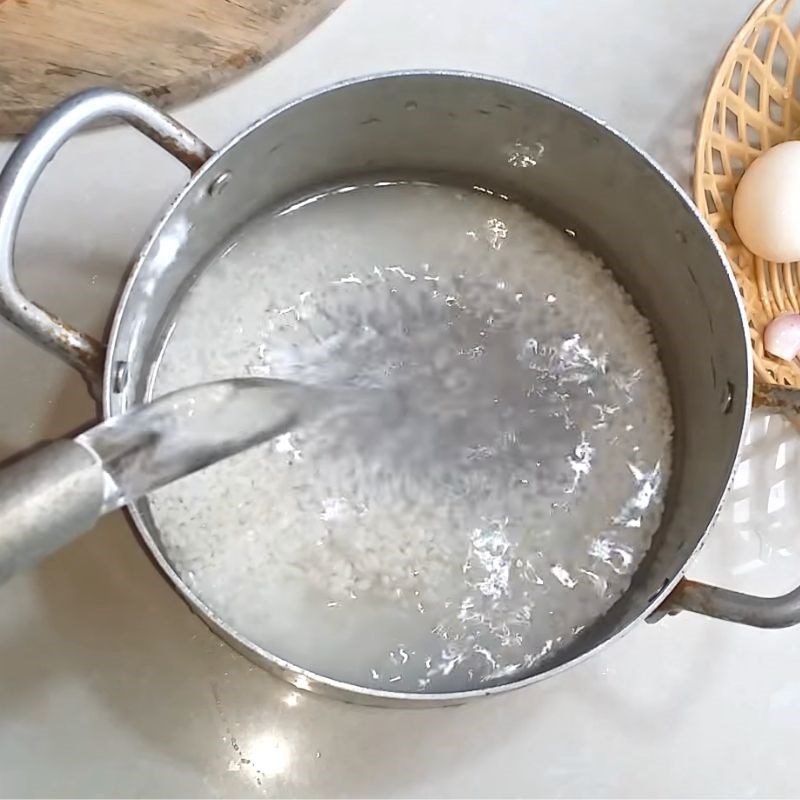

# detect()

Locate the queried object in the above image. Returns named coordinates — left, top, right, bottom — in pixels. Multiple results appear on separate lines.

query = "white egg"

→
left=733, top=140, right=800, bottom=263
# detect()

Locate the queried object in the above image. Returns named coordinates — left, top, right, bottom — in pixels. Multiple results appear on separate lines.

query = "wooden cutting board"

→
left=0, top=0, right=345, bottom=136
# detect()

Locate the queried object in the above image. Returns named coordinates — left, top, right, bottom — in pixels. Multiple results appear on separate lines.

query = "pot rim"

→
left=103, top=69, right=752, bottom=705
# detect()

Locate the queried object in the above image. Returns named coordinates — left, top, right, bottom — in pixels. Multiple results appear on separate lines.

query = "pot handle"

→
left=651, top=577, right=800, bottom=629
left=0, top=88, right=214, bottom=397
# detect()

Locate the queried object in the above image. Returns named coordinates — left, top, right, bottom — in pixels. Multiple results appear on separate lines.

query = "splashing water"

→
left=149, top=180, right=673, bottom=692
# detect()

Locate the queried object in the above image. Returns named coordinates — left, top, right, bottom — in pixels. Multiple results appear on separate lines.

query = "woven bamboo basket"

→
left=696, top=0, right=800, bottom=400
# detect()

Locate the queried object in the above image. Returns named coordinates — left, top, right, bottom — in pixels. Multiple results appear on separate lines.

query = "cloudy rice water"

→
left=150, top=181, right=673, bottom=692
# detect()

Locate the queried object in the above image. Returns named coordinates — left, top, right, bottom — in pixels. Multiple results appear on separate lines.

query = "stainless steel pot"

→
left=0, top=72, right=793, bottom=706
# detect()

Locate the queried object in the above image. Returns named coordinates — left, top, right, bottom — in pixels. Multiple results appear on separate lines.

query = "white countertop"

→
left=3, top=1, right=799, bottom=797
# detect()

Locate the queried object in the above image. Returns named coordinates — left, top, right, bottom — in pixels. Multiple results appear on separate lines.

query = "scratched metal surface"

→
left=3, top=1, right=798, bottom=797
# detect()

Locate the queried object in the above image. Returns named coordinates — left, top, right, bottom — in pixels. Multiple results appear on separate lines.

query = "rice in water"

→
left=150, top=182, right=673, bottom=692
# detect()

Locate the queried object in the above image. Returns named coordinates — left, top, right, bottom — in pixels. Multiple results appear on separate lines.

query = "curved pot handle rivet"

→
left=0, top=88, right=214, bottom=399
left=649, top=577, right=800, bottom=629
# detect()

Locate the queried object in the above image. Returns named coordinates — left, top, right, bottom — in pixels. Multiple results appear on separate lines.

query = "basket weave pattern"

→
left=696, top=0, right=800, bottom=389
